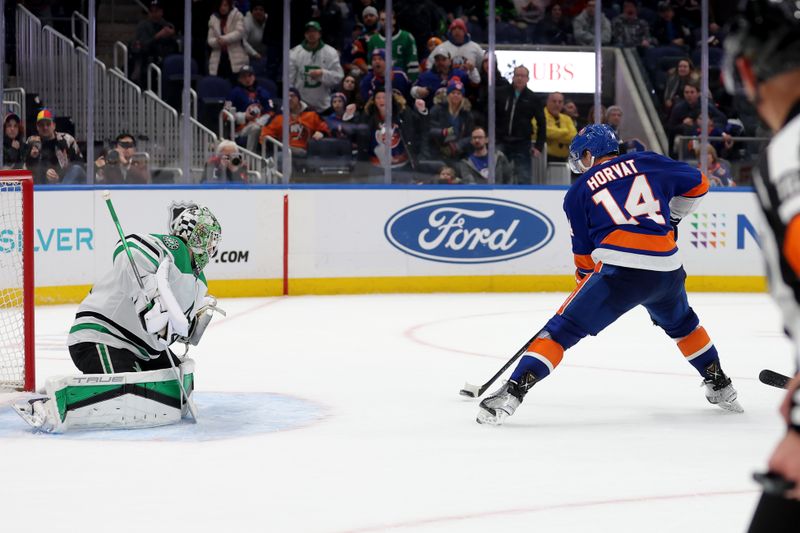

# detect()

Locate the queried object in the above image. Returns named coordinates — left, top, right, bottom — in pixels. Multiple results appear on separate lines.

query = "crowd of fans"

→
left=6, top=0, right=749, bottom=186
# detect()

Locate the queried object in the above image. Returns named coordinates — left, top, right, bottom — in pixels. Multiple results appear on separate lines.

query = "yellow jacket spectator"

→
left=531, top=92, right=577, bottom=162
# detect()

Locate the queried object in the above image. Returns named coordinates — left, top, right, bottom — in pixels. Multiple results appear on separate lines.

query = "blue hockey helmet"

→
left=567, top=124, right=620, bottom=174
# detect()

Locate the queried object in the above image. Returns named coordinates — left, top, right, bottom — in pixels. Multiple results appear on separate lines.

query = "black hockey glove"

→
left=670, top=217, right=681, bottom=240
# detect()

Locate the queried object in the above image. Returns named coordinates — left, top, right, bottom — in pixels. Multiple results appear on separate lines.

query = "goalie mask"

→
left=169, top=205, right=222, bottom=271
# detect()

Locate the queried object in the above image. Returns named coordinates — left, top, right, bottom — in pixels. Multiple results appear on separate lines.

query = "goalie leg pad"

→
left=14, top=359, right=196, bottom=433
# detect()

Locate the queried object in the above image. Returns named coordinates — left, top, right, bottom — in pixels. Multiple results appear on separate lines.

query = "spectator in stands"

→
left=696, top=145, right=735, bottom=187
left=475, top=51, right=509, bottom=126
left=227, top=65, right=275, bottom=151
left=95, top=133, right=151, bottom=184
left=324, top=92, right=361, bottom=147
left=430, top=19, right=484, bottom=74
left=512, top=0, right=550, bottom=25
left=208, top=0, right=248, bottom=79
left=496, top=66, right=546, bottom=184
left=260, top=88, right=330, bottom=158
left=651, top=1, right=693, bottom=49
left=536, top=92, right=577, bottom=163
left=367, top=10, right=421, bottom=82
left=606, top=106, right=624, bottom=133
left=339, top=74, right=361, bottom=109
left=357, top=88, right=426, bottom=177
left=538, top=4, right=573, bottom=46
left=573, top=0, right=611, bottom=46
left=586, top=104, right=607, bottom=125
left=202, top=140, right=249, bottom=183
left=605, top=105, right=646, bottom=153
left=663, top=58, right=699, bottom=115
left=355, top=0, right=381, bottom=26
left=428, top=78, right=475, bottom=165
left=458, top=126, right=514, bottom=184
left=289, top=21, right=345, bottom=115
left=95, top=148, right=124, bottom=184
left=671, top=0, right=701, bottom=31
left=3, top=112, right=26, bottom=169
left=394, top=0, right=448, bottom=61
left=242, top=0, right=267, bottom=62
left=314, top=0, right=345, bottom=52
left=612, top=1, right=652, bottom=48
left=130, top=0, right=178, bottom=88
left=411, top=50, right=473, bottom=109
left=563, top=99, right=583, bottom=130
left=667, top=82, right=726, bottom=148
left=420, top=37, right=443, bottom=73
left=24, top=109, right=85, bottom=185
left=341, top=22, right=367, bottom=78
left=349, top=7, right=382, bottom=76
left=432, top=165, right=462, bottom=184
left=360, top=49, right=411, bottom=103
left=687, top=116, right=735, bottom=159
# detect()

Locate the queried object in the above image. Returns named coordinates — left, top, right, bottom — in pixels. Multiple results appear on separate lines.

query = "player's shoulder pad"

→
left=151, top=233, right=194, bottom=275
left=113, top=233, right=164, bottom=268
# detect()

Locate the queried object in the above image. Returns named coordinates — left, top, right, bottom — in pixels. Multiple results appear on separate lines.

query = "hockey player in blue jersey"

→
left=477, top=123, right=743, bottom=425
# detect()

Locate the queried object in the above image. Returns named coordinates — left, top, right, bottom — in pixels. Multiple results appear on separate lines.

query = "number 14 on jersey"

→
left=592, top=174, right=666, bottom=226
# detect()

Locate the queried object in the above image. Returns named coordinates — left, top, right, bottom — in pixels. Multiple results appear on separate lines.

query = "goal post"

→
left=0, top=171, right=34, bottom=391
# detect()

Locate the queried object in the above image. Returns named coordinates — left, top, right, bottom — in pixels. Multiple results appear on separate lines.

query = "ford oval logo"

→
left=384, top=197, right=555, bottom=264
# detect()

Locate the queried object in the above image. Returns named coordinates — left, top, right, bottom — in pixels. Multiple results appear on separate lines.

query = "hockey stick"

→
left=459, top=331, right=540, bottom=398
left=758, top=369, right=792, bottom=390
left=753, top=471, right=797, bottom=495
left=102, top=191, right=198, bottom=422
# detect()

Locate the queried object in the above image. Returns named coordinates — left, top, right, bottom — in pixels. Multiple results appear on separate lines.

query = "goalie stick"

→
left=759, top=369, right=792, bottom=390
left=102, top=190, right=198, bottom=422
left=459, top=330, right=542, bottom=398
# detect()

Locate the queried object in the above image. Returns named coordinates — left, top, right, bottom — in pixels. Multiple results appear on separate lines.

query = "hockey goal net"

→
left=0, top=172, right=34, bottom=391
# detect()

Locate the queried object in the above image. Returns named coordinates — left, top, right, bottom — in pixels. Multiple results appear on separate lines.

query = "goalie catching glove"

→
left=177, top=295, right=226, bottom=347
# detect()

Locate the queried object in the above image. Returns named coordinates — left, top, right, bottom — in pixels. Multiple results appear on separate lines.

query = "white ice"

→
left=0, top=292, right=794, bottom=533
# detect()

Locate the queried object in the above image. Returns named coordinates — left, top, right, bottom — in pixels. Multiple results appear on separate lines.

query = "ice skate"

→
left=476, top=372, right=537, bottom=425
left=12, top=397, right=57, bottom=433
left=702, top=362, right=743, bottom=413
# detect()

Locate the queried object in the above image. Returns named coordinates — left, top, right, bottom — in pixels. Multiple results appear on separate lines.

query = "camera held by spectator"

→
left=202, top=140, right=249, bottom=183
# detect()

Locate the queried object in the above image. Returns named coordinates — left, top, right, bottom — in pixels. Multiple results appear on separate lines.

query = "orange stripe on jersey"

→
left=677, top=326, right=712, bottom=358
left=526, top=337, right=564, bottom=369
left=574, top=254, right=595, bottom=271
left=558, top=270, right=592, bottom=314
left=783, top=216, right=800, bottom=278
left=682, top=172, right=710, bottom=198
left=601, top=229, right=676, bottom=252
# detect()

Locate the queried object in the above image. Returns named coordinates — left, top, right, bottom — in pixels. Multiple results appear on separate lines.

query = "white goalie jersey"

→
left=67, top=233, right=209, bottom=360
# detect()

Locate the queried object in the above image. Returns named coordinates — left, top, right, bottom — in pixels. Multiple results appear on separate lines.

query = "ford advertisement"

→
left=385, top=197, right=555, bottom=264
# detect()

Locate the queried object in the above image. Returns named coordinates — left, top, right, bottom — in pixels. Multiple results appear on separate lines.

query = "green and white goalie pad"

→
left=13, top=359, right=195, bottom=433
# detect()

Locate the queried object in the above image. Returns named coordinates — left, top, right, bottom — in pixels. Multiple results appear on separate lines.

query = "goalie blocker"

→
left=14, top=359, right=195, bottom=433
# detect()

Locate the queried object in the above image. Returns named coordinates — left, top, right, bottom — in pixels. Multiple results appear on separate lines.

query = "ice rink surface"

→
left=0, top=292, right=795, bottom=533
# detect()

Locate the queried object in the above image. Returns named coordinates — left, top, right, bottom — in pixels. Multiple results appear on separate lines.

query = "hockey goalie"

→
left=15, top=202, right=224, bottom=433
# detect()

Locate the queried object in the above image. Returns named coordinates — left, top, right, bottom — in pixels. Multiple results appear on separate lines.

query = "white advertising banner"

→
left=26, top=187, right=765, bottom=301
left=288, top=189, right=573, bottom=278
left=672, top=191, right=764, bottom=276
left=495, top=50, right=596, bottom=94
left=32, top=188, right=284, bottom=290
left=288, top=188, right=766, bottom=282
